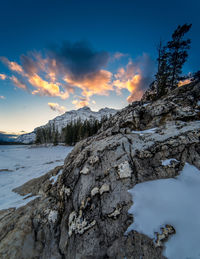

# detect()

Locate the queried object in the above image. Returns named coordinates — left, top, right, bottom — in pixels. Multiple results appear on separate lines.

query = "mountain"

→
left=1, top=81, right=200, bottom=258
left=0, top=132, right=19, bottom=143
left=16, top=106, right=117, bottom=144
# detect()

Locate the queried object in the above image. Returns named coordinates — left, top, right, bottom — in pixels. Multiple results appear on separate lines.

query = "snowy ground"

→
left=127, top=162, right=200, bottom=259
left=0, top=145, right=73, bottom=210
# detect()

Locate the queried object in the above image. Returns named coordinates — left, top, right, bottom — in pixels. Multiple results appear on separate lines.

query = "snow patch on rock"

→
left=132, top=128, right=157, bottom=135
left=127, top=163, right=200, bottom=259
left=161, top=159, right=179, bottom=166
left=50, top=169, right=63, bottom=184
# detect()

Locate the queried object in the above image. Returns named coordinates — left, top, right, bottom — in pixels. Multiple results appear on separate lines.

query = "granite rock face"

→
left=0, top=82, right=200, bottom=259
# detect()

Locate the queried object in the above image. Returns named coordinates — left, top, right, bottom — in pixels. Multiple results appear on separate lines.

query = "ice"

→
left=0, top=145, right=73, bottom=210
left=127, top=163, right=200, bottom=259
left=161, top=159, right=179, bottom=166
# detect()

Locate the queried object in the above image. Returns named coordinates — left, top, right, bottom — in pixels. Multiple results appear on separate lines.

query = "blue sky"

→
left=0, top=0, right=199, bottom=133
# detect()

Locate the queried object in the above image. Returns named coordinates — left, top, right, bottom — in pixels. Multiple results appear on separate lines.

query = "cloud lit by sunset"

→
left=10, top=75, right=27, bottom=90
left=48, top=102, right=67, bottom=114
left=0, top=74, right=6, bottom=80
left=113, top=54, right=155, bottom=102
left=0, top=44, right=155, bottom=108
left=178, top=78, right=192, bottom=87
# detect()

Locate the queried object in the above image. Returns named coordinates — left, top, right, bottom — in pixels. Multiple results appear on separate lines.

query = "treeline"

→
left=35, top=116, right=108, bottom=146
left=62, top=118, right=103, bottom=145
left=35, top=125, right=59, bottom=145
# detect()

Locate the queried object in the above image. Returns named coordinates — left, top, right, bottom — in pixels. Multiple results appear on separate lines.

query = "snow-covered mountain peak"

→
left=16, top=106, right=118, bottom=144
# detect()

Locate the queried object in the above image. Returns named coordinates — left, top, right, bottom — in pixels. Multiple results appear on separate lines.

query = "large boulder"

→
left=0, top=82, right=200, bottom=259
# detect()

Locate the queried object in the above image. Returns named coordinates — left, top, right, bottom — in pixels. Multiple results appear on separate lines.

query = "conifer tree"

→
left=155, top=24, right=192, bottom=97
left=167, top=24, right=192, bottom=88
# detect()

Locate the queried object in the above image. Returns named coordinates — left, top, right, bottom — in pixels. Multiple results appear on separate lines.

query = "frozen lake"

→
left=0, top=145, right=73, bottom=210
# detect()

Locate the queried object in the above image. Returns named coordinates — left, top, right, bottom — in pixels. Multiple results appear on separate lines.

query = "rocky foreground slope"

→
left=0, top=81, right=200, bottom=259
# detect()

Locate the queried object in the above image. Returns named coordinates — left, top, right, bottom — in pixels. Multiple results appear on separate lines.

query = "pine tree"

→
left=53, top=129, right=58, bottom=146
left=167, top=24, right=192, bottom=88
left=35, top=129, right=42, bottom=144
left=155, top=24, right=192, bottom=97
left=155, top=42, right=170, bottom=97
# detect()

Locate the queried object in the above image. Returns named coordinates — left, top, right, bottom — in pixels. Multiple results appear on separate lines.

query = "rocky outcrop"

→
left=0, top=82, right=200, bottom=259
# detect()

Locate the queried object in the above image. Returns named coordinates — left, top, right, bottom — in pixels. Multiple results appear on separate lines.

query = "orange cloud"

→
left=113, top=54, right=154, bottom=103
left=48, top=102, right=66, bottom=114
left=10, top=75, right=27, bottom=90
left=1, top=57, right=24, bottom=74
left=0, top=73, right=6, bottom=80
left=178, top=78, right=192, bottom=87
left=65, top=70, right=112, bottom=98
left=0, top=49, right=154, bottom=106
left=72, top=98, right=90, bottom=108
left=29, top=73, right=69, bottom=99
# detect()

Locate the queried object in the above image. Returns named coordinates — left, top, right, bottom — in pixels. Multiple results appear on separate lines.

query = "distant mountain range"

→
left=0, top=132, right=19, bottom=144
left=16, top=106, right=118, bottom=144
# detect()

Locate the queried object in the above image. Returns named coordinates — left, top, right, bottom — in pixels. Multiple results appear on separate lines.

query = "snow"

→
left=0, top=145, right=73, bottom=210
left=16, top=132, right=36, bottom=144
left=127, top=163, right=200, bottom=259
left=132, top=128, right=157, bottom=135
left=197, top=100, right=200, bottom=106
left=162, top=159, right=179, bottom=166
left=49, top=169, right=63, bottom=184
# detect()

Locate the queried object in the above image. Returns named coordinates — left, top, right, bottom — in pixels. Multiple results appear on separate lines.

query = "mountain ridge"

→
left=16, top=106, right=118, bottom=144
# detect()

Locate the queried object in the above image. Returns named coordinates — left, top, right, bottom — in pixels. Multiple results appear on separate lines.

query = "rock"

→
left=155, top=224, right=176, bottom=247
left=108, top=207, right=121, bottom=219
left=80, top=166, right=90, bottom=175
left=99, top=183, right=110, bottom=195
left=0, top=81, right=200, bottom=258
left=91, top=187, right=99, bottom=196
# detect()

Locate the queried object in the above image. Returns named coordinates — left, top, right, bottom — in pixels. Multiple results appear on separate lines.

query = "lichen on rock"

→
left=68, top=210, right=96, bottom=237
left=155, top=224, right=176, bottom=247
left=117, top=161, right=132, bottom=179
left=80, top=166, right=90, bottom=175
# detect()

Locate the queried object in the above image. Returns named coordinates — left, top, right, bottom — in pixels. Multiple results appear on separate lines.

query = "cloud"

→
left=178, top=78, right=192, bottom=87
left=48, top=102, right=67, bottom=114
left=64, top=69, right=112, bottom=98
left=0, top=95, right=5, bottom=99
left=0, top=73, right=6, bottom=80
left=10, top=75, right=27, bottom=90
left=0, top=42, right=155, bottom=106
left=29, top=74, right=69, bottom=99
left=0, top=57, right=24, bottom=74
left=1, top=41, right=111, bottom=102
left=113, top=53, right=155, bottom=102
left=48, top=41, right=109, bottom=79
left=113, top=52, right=127, bottom=60
left=72, top=97, right=90, bottom=108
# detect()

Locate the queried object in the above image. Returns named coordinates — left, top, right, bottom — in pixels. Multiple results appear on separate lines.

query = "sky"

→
left=0, top=0, right=199, bottom=134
